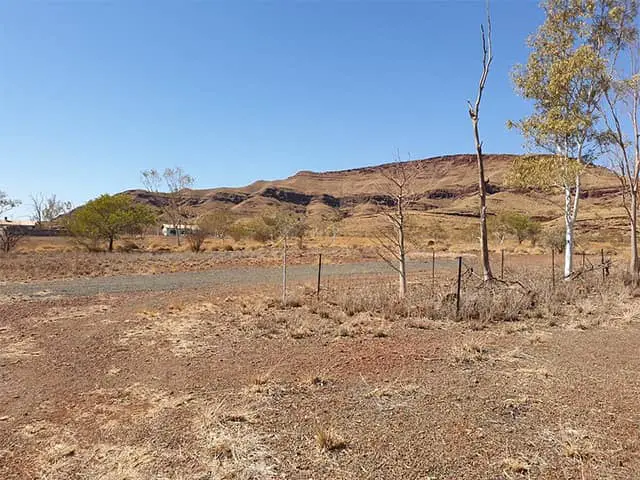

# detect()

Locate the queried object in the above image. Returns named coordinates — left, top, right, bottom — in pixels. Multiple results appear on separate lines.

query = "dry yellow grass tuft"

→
left=451, top=341, right=491, bottom=364
left=501, top=456, right=531, bottom=475
left=315, top=426, right=348, bottom=453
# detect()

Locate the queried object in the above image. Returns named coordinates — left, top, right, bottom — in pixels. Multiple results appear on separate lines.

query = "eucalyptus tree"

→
left=510, top=0, right=618, bottom=279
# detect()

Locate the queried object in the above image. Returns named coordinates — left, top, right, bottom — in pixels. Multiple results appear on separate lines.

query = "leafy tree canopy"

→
left=66, top=194, right=156, bottom=252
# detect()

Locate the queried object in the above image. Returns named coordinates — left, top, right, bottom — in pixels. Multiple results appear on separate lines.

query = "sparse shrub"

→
left=0, top=227, right=23, bottom=253
left=186, top=229, right=207, bottom=253
left=244, top=217, right=273, bottom=243
left=228, top=222, right=249, bottom=242
left=285, top=295, right=303, bottom=308
left=199, top=210, right=235, bottom=240
left=543, top=227, right=565, bottom=253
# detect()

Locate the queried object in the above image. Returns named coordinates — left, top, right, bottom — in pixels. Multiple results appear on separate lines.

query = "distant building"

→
left=161, top=224, right=198, bottom=237
left=0, top=217, right=36, bottom=233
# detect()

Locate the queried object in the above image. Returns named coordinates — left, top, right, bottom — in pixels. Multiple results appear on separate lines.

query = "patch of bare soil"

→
left=1, top=281, right=639, bottom=479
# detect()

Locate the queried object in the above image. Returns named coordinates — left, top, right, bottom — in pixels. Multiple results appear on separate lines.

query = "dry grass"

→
left=315, top=426, right=348, bottom=453
left=197, top=404, right=277, bottom=479
left=451, top=341, right=491, bottom=364
left=502, top=456, right=531, bottom=475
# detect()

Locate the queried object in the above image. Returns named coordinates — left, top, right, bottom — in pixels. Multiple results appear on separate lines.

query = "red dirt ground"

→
left=1, top=277, right=639, bottom=479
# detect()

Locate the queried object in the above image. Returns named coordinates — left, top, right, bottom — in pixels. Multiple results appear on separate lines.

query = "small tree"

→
left=66, top=194, right=156, bottom=252
left=30, top=193, right=72, bottom=227
left=141, top=167, right=194, bottom=246
left=262, top=210, right=305, bottom=305
left=374, top=159, right=417, bottom=299
left=322, top=212, right=342, bottom=245
left=497, top=212, right=541, bottom=244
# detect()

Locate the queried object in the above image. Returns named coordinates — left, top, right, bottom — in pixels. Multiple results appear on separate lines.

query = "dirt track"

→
left=0, top=259, right=451, bottom=298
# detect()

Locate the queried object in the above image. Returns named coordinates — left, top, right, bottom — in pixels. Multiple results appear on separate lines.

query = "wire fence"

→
left=313, top=247, right=617, bottom=318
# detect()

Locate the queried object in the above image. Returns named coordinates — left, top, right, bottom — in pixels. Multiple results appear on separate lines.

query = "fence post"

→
left=456, top=256, right=462, bottom=316
left=582, top=251, right=585, bottom=270
left=551, top=248, right=556, bottom=290
left=601, top=248, right=605, bottom=282
left=316, top=253, right=322, bottom=298
left=501, top=249, right=505, bottom=280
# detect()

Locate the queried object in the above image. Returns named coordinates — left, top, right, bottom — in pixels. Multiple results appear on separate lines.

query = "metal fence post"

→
left=316, top=253, right=322, bottom=297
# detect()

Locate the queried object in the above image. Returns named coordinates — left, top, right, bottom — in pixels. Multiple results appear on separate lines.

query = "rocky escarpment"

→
left=117, top=154, right=621, bottom=219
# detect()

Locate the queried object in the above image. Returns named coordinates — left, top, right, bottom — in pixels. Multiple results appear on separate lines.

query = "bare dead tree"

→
left=601, top=33, right=640, bottom=283
left=30, top=193, right=72, bottom=227
left=468, top=1, right=494, bottom=282
left=374, top=158, right=417, bottom=299
left=141, top=167, right=195, bottom=246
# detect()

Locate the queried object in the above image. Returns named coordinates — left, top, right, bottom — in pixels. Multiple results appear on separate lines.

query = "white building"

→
left=161, top=224, right=198, bottom=237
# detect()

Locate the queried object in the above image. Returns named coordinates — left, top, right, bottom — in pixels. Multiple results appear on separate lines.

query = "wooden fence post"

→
left=601, top=248, right=605, bottom=282
left=501, top=249, right=504, bottom=280
left=456, top=256, right=462, bottom=316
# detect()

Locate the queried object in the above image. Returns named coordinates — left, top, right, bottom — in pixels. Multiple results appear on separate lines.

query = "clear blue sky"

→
left=1, top=0, right=544, bottom=219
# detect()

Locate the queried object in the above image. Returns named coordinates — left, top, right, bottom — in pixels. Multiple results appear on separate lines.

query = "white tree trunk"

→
left=563, top=176, right=580, bottom=280
left=564, top=212, right=574, bottom=279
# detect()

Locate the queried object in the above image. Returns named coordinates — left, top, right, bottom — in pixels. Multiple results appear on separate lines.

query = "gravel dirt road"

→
left=0, top=259, right=454, bottom=298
